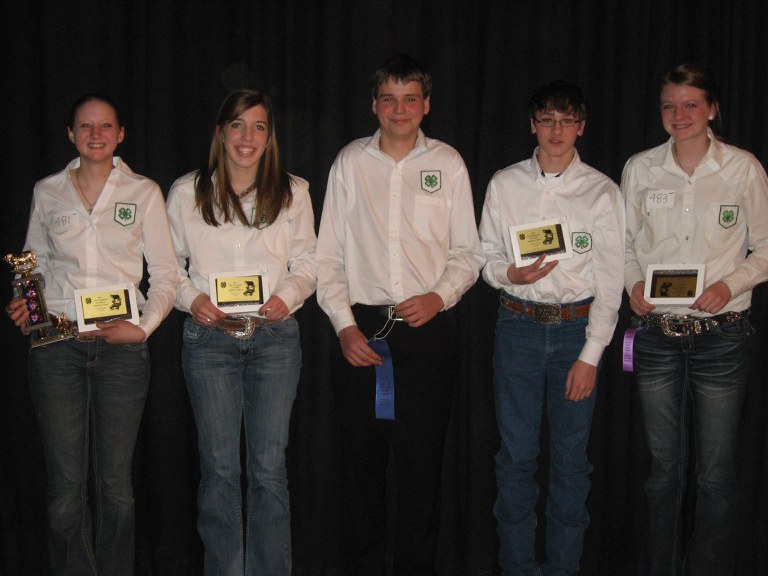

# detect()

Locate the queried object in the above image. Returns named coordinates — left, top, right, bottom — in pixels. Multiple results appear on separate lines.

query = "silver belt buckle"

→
left=533, top=303, right=561, bottom=324
left=659, top=314, right=689, bottom=337
left=224, top=316, right=256, bottom=339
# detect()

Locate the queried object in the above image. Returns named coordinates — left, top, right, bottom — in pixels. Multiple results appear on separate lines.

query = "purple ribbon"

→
left=622, top=326, right=645, bottom=372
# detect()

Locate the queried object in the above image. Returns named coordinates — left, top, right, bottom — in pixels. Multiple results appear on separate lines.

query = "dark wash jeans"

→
left=633, top=316, right=751, bottom=576
left=29, top=337, right=149, bottom=576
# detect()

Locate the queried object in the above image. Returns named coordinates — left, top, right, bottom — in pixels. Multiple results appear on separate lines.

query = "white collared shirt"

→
left=478, top=148, right=625, bottom=366
left=23, top=157, right=179, bottom=337
left=166, top=171, right=317, bottom=314
left=623, top=132, right=768, bottom=316
left=316, top=129, right=484, bottom=334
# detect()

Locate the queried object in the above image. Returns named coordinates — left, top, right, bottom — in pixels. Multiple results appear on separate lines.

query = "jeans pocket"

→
left=182, top=318, right=213, bottom=346
left=121, top=341, right=149, bottom=353
left=265, top=318, right=299, bottom=344
left=713, top=317, right=753, bottom=338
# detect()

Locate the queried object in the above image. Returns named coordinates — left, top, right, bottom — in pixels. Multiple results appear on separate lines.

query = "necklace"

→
left=73, top=170, right=96, bottom=214
left=236, top=181, right=257, bottom=200
left=73, top=169, right=108, bottom=214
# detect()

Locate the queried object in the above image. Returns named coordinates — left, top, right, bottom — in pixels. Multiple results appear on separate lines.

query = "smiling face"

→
left=220, top=104, right=269, bottom=177
left=659, top=82, right=716, bottom=145
left=372, top=78, right=430, bottom=148
left=67, top=100, right=124, bottom=164
left=530, top=109, right=584, bottom=173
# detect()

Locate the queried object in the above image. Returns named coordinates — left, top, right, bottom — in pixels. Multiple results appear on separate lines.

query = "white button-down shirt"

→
left=166, top=171, right=317, bottom=314
left=623, top=132, right=768, bottom=316
left=479, top=149, right=625, bottom=366
left=317, top=130, right=484, bottom=334
left=23, top=157, right=179, bottom=337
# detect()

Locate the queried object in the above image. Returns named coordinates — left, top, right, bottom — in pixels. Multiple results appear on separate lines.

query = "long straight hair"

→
left=195, top=89, right=292, bottom=227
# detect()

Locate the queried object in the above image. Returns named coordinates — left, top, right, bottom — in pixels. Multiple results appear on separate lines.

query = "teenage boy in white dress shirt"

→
left=316, top=54, right=484, bottom=575
left=478, top=81, right=624, bottom=576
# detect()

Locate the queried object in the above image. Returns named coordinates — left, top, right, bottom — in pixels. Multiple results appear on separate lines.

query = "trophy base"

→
left=30, top=334, right=74, bottom=348
left=30, top=328, right=75, bottom=348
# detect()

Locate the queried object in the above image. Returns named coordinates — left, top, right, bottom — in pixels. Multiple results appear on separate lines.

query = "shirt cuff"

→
left=432, top=282, right=457, bottom=311
left=578, top=339, right=605, bottom=368
left=492, top=260, right=512, bottom=288
left=330, top=306, right=357, bottom=335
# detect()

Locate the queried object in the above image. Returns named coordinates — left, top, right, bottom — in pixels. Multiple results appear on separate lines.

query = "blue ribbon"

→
left=369, top=338, right=395, bottom=420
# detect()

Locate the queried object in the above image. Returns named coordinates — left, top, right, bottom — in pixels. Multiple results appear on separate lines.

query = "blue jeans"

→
left=182, top=316, right=301, bottom=576
left=493, top=303, right=596, bottom=576
left=633, top=316, right=751, bottom=576
left=28, top=338, right=150, bottom=576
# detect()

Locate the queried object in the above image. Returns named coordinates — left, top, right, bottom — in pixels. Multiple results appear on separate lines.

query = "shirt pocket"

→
left=413, top=195, right=452, bottom=241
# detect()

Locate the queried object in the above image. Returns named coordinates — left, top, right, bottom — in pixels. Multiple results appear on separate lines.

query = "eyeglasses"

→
left=533, top=117, right=581, bottom=128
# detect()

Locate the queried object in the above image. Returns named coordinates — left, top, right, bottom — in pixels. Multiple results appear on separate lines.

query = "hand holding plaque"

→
left=74, top=283, right=140, bottom=332
left=509, top=217, right=574, bottom=264
left=208, top=269, right=271, bottom=315
left=643, top=264, right=705, bottom=305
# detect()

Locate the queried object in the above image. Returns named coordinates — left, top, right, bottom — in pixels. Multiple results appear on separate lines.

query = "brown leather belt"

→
left=500, top=293, right=591, bottom=324
left=192, top=315, right=289, bottom=339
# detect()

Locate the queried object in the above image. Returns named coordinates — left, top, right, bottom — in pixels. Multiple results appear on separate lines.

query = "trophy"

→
left=4, top=251, right=74, bottom=347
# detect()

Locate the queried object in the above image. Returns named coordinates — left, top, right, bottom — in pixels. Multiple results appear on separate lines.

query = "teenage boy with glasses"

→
left=478, top=80, right=625, bottom=576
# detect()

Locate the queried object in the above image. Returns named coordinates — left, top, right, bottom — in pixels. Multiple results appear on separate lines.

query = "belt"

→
left=192, top=314, right=289, bottom=339
left=500, top=293, right=591, bottom=324
left=352, top=304, right=404, bottom=321
left=643, top=310, right=747, bottom=337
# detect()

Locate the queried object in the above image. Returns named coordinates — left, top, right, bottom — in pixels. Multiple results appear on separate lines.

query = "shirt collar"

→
left=365, top=129, right=428, bottom=161
left=662, top=128, right=723, bottom=173
left=68, top=156, right=123, bottom=171
left=529, top=146, right=582, bottom=184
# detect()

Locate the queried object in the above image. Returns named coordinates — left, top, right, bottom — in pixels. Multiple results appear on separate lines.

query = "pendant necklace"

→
left=73, top=169, right=105, bottom=214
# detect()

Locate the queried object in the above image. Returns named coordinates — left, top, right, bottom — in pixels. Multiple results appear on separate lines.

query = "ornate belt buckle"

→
left=660, top=314, right=688, bottom=337
left=224, top=316, right=256, bottom=339
left=533, top=303, right=561, bottom=324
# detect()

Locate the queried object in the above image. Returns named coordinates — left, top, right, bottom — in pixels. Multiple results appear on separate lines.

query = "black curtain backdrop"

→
left=2, top=2, right=767, bottom=575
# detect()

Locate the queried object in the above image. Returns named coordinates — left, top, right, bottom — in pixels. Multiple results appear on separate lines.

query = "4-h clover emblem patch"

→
left=718, top=205, right=739, bottom=229
left=114, top=203, right=137, bottom=226
left=421, top=170, right=441, bottom=193
left=572, top=232, right=592, bottom=254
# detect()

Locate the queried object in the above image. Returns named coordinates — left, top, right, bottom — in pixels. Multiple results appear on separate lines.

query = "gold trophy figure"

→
left=4, top=251, right=74, bottom=346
